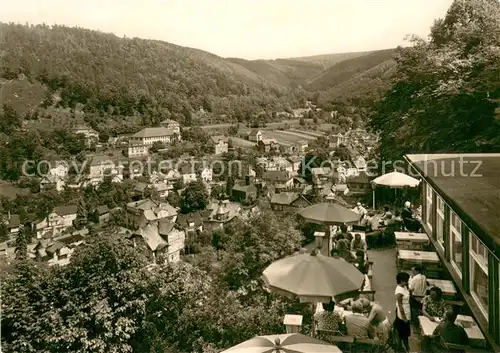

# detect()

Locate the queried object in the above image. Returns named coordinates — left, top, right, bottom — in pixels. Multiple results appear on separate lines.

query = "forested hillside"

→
left=369, top=0, right=500, bottom=160
left=0, top=23, right=307, bottom=134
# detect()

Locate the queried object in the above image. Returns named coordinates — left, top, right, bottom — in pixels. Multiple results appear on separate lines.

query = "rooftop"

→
left=406, top=153, right=500, bottom=254
left=132, top=127, right=175, bottom=138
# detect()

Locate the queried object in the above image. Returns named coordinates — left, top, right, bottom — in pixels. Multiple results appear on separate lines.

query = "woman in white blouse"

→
left=395, top=272, right=411, bottom=352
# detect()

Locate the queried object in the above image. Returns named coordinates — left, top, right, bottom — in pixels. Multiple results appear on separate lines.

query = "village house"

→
left=262, top=170, right=294, bottom=192
left=1, top=212, right=21, bottom=237
left=176, top=212, right=204, bottom=234
left=132, top=182, right=150, bottom=200
left=39, top=163, right=69, bottom=192
left=346, top=171, right=372, bottom=194
left=248, top=129, right=263, bottom=142
left=126, top=199, right=177, bottom=229
left=127, top=127, right=177, bottom=157
left=329, top=133, right=346, bottom=148
left=231, top=176, right=258, bottom=204
left=311, top=167, right=332, bottom=190
left=159, top=119, right=181, bottom=134
left=94, top=205, right=110, bottom=225
left=87, top=155, right=123, bottom=185
left=405, top=153, right=500, bottom=350
left=35, top=205, right=78, bottom=239
left=199, top=166, right=213, bottom=183
left=210, top=135, right=229, bottom=155
left=151, top=181, right=169, bottom=198
left=287, top=156, right=302, bottom=175
left=71, top=124, right=99, bottom=145
left=272, top=157, right=293, bottom=174
left=353, top=156, right=368, bottom=172
left=205, top=200, right=241, bottom=229
left=133, top=221, right=186, bottom=263
left=258, top=139, right=279, bottom=154
left=178, top=162, right=197, bottom=184
left=270, top=192, right=311, bottom=212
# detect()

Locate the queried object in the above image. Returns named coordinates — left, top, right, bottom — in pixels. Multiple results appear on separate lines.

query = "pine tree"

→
left=74, top=198, right=88, bottom=230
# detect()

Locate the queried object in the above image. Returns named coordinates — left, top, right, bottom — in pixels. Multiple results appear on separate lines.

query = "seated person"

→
left=334, top=224, right=353, bottom=243
left=345, top=301, right=375, bottom=339
left=380, top=206, right=390, bottom=219
left=315, top=299, right=344, bottom=340
left=359, top=298, right=391, bottom=343
left=402, top=201, right=413, bottom=219
left=351, top=233, right=368, bottom=253
left=422, top=287, right=447, bottom=321
left=432, top=307, right=468, bottom=349
left=355, top=250, right=368, bottom=274
left=337, top=239, right=356, bottom=263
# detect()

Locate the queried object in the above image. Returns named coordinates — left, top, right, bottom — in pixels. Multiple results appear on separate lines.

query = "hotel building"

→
left=405, top=153, right=500, bottom=350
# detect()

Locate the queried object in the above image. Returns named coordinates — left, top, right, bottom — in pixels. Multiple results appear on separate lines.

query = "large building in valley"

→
left=406, top=153, right=500, bottom=350
left=127, top=127, right=177, bottom=157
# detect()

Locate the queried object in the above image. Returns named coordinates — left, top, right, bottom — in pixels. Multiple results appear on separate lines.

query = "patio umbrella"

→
left=298, top=203, right=361, bottom=225
left=221, top=333, right=342, bottom=353
left=371, top=171, right=420, bottom=210
left=262, top=252, right=365, bottom=303
left=298, top=203, right=361, bottom=255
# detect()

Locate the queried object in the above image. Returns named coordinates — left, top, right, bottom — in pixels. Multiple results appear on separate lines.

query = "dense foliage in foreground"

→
left=369, top=0, right=500, bottom=160
left=1, top=211, right=309, bottom=353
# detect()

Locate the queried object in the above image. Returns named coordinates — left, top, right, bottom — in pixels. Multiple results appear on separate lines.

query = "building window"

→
left=469, top=231, right=489, bottom=318
left=449, top=210, right=463, bottom=276
left=436, top=196, right=445, bottom=249
left=425, top=183, right=433, bottom=231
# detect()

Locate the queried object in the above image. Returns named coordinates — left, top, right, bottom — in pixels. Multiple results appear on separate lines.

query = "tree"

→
left=225, top=176, right=235, bottom=198
left=0, top=104, right=21, bottom=135
left=210, top=184, right=226, bottom=200
left=179, top=181, right=209, bottom=214
left=73, top=197, right=88, bottom=230
left=215, top=212, right=302, bottom=290
left=98, top=131, right=110, bottom=143
left=369, top=0, right=500, bottom=161
left=14, top=226, right=30, bottom=260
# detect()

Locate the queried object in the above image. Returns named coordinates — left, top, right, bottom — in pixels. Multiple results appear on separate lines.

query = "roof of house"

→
left=232, top=182, right=257, bottom=194
left=132, top=127, right=175, bottom=138
left=176, top=212, right=203, bottom=228
left=311, top=167, right=331, bottom=176
left=53, top=205, right=78, bottom=216
left=207, top=201, right=240, bottom=223
left=263, top=170, right=291, bottom=183
left=406, top=153, right=500, bottom=254
left=250, top=129, right=261, bottom=135
left=160, top=119, right=180, bottom=125
left=96, top=205, right=109, bottom=215
left=1, top=214, right=20, bottom=228
left=270, top=192, right=300, bottom=205
left=134, top=182, right=149, bottom=192
left=90, top=154, right=118, bottom=167
left=210, top=135, right=229, bottom=143
left=347, top=171, right=371, bottom=184
left=135, top=223, right=168, bottom=252
left=127, top=199, right=158, bottom=210
left=288, top=156, right=302, bottom=163
left=158, top=220, right=175, bottom=235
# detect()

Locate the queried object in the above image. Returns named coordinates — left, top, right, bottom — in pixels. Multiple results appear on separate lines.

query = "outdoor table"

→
left=418, top=315, right=486, bottom=347
left=427, top=278, right=457, bottom=298
left=397, top=250, right=442, bottom=275
left=395, top=231, right=429, bottom=250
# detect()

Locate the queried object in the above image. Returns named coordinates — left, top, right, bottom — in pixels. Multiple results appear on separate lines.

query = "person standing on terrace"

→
left=395, top=272, right=411, bottom=352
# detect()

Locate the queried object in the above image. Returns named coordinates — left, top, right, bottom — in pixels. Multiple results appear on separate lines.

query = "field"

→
left=229, top=137, right=257, bottom=149
left=261, top=130, right=321, bottom=145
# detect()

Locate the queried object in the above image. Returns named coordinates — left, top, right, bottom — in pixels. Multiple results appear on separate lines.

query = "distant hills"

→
left=0, top=22, right=397, bottom=133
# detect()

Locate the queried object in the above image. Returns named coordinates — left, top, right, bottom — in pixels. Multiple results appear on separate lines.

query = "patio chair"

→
left=353, top=337, right=391, bottom=353
left=316, top=328, right=354, bottom=352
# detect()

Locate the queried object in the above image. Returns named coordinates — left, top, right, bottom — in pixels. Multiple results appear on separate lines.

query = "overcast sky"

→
left=1, top=0, right=453, bottom=59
